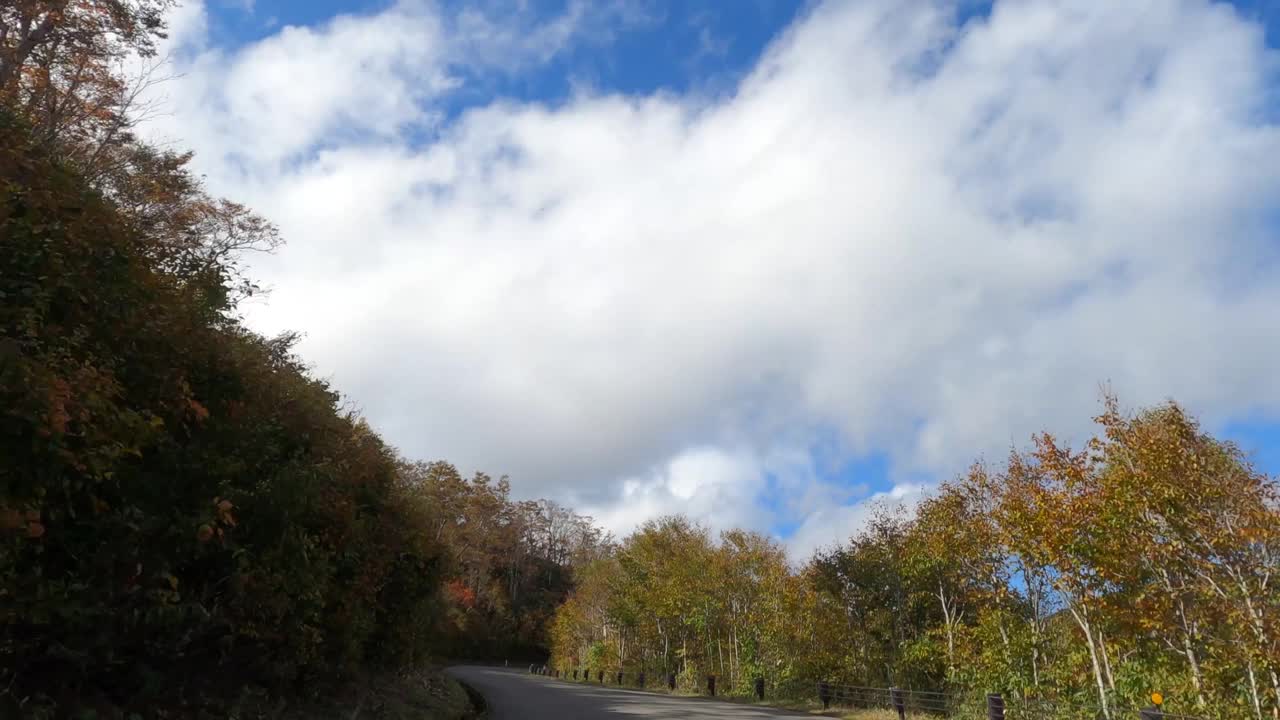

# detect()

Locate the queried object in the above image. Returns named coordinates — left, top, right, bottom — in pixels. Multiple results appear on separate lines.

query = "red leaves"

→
left=196, top=497, right=236, bottom=544
left=1, top=506, right=45, bottom=539
left=45, top=376, right=72, bottom=435
left=445, top=579, right=477, bottom=609
left=0, top=508, right=21, bottom=531
left=188, top=398, right=210, bottom=423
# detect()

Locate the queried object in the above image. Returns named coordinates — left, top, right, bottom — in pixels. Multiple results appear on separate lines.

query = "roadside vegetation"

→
left=0, top=3, right=599, bottom=717
left=4, top=4, right=1278, bottom=720
left=548, top=399, right=1280, bottom=720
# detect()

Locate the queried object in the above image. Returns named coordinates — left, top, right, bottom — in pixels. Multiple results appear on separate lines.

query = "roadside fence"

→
left=533, top=665, right=1204, bottom=720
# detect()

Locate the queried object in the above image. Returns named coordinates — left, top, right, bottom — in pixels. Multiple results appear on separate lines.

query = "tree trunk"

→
left=1177, top=603, right=1207, bottom=708
left=1098, top=626, right=1117, bottom=692
left=1248, top=659, right=1265, bottom=720
left=1238, top=577, right=1280, bottom=718
left=938, top=581, right=957, bottom=676
left=1067, top=599, right=1111, bottom=720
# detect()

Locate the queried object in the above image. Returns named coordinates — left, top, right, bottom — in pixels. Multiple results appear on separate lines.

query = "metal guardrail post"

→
left=987, top=693, right=1005, bottom=720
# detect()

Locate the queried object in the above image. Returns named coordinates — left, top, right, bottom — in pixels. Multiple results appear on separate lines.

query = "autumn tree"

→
left=1, top=1, right=173, bottom=174
left=547, top=397, right=1277, bottom=720
left=0, top=108, right=447, bottom=716
left=401, top=461, right=607, bottom=660
left=3, top=1, right=280, bottom=305
left=1, top=10, right=608, bottom=715
left=1089, top=400, right=1280, bottom=717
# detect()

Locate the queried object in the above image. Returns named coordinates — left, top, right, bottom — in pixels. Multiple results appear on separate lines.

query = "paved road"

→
left=447, top=666, right=815, bottom=719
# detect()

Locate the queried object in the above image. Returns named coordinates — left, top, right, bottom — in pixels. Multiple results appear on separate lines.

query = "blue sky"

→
left=206, top=0, right=810, bottom=97
left=203, top=0, right=1280, bottom=93
left=151, top=0, right=1280, bottom=556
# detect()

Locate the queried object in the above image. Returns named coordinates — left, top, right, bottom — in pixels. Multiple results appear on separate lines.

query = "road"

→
left=447, top=666, right=815, bottom=719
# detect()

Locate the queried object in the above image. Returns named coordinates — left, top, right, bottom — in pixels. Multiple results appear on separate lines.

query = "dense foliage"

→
left=0, top=4, right=599, bottom=716
left=548, top=400, right=1280, bottom=719
left=404, top=461, right=610, bottom=661
left=0, top=113, right=601, bottom=714
left=7, top=5, right=1279, bottom=720
left=0, top=104, right=438, bottom=714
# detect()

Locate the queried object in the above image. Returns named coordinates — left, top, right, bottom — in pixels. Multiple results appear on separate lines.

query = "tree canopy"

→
left=547, top=399, right=1280, bottom=719
left=4, top=6, right=1278, bottom=720
left=0, top=11, right=604, bottom=714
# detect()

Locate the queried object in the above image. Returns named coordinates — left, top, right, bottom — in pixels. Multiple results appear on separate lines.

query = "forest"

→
left=547, top=399, right=1280, bottom=719
left=3, top=3, right=1279, bottom=720
left=0, top=2, right=601, bottom=717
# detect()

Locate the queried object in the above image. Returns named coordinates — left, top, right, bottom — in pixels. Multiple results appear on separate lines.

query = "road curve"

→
left=447, top=666, right=815, bottom=719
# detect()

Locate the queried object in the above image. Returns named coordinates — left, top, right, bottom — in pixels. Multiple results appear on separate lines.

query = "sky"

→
left=139, top=0, right=1280, bottom=559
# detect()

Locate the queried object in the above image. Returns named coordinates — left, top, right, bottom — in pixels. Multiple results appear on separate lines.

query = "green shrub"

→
left=0, top=111, right=445, bottom=717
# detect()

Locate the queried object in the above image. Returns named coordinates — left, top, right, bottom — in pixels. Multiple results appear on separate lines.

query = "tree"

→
left=546, top=396, right=1277, bottom=719
left=1090, top=400, right=1280, bottom=718
left=1, top=1, right=171, bottom=90
left=0, top=108, right=443, bottom=714
left=2, top=1, right=174, bottom=178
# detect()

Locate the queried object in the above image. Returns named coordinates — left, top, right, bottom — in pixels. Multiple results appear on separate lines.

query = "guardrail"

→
left=535, top=665, right=1205, bottom=720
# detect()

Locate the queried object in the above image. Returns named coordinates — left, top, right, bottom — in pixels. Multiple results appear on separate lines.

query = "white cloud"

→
left=162, top=1, right=210, bottom=53
left=580, top=446, right=770, bottom=540
left=786, top=482, right=931, bottom=561
left=150, top=2, right=455, bottom=167
left=142, top=0, right=1280, bottom=554
left=576, top=443, right=862, bottom=549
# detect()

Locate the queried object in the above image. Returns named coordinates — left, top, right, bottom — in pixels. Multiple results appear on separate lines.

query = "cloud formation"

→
left=143, top=0, right=1280, bottom=556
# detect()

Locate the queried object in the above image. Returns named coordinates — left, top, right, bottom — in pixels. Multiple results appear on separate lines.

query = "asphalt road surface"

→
left=448, top=666, right=815, bottom=719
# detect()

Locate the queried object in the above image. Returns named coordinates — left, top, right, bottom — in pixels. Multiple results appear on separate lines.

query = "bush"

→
left=0, top=111, right=445, bottom=717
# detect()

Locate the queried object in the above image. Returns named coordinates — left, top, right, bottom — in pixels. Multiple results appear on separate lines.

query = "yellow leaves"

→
left=1151, top=692, right=1163, bottom=706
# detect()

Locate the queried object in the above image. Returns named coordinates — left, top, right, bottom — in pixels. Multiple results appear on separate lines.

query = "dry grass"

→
left=834, top=710, right=917, bottom=720
left=754, top=697, right=918, bottom=719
